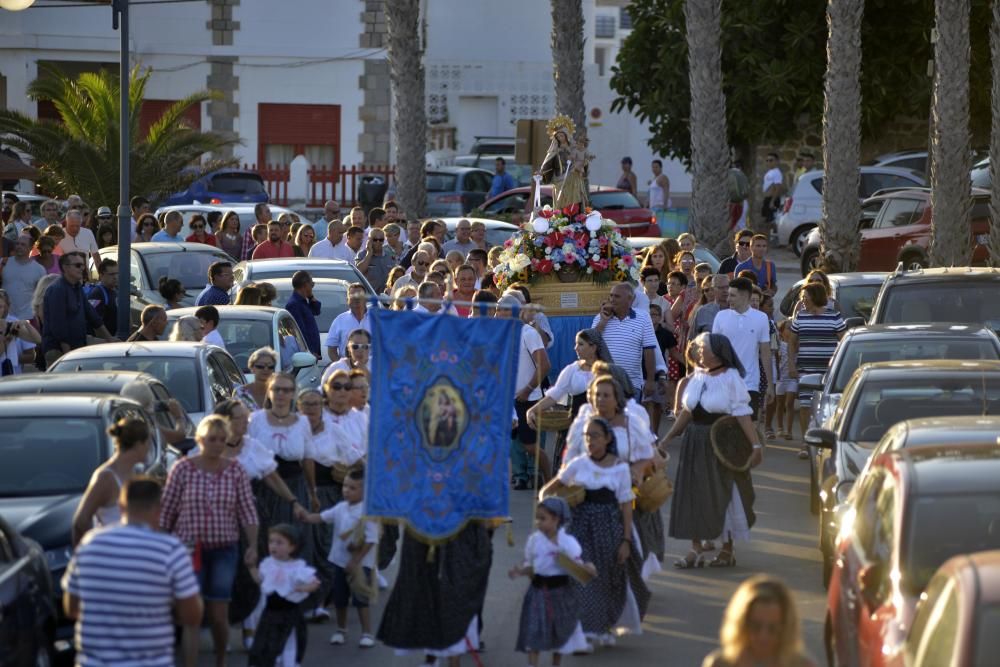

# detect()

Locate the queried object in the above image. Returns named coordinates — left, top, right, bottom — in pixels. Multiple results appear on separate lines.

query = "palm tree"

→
left=929, top=0, right=973, bottom=267
left=0, top=66, right=234, bottom=207
left=551, top=0, right=586, bottom=134
left=684, top=0, right=731, bottom=253
left=819, top=0, right=864, bottom=273
left=989, top=0, right=1000, bottom=266
left=386, top=0, right=427, bottom=218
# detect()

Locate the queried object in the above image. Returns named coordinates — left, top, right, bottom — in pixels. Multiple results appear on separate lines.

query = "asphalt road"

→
left=203, top=248, right=826, bottom=666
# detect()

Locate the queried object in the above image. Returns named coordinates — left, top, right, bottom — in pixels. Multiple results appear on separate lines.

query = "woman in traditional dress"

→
left=236, top=347, right=277, bottom=410
left=660, top=333, right=764, bottom=569
left=556, top=415, right=648, bottom=646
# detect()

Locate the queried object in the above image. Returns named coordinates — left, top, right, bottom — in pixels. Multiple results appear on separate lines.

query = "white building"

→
left=0, top=0, right=689, bottom=206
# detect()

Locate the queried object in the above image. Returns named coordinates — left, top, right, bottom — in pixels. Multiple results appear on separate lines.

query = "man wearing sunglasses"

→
left=325, top=284, right=371, bottom=363
left=719, top=229, right=755, bottom=279
left=41, top=251, right=115, bottom=365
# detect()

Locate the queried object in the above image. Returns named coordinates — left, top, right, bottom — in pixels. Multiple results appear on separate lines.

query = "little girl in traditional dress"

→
left=510, top=497, right=594, bottom=666
left=248, top=524, right=320, bottom=667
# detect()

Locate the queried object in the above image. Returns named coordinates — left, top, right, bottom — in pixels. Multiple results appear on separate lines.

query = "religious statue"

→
left=538, top=114, right=591, bottom=209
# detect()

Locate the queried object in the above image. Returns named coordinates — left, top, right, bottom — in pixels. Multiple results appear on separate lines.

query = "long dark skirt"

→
left=247, top=596, right=306, bottom=667
left=569, top=501, right=650, bottom=635
left=378, top=523, right=400, bottom=570
left=669, top=422, right=732, bottom=540
left=230, top=479, right=265, bottom=624
left=377, top=523, right=492, bottom=650
left=306, top=478, right=342, bottom=611
left=635, top=506, right=665, bottom=563
left=515, top=579, right=580, bottom=653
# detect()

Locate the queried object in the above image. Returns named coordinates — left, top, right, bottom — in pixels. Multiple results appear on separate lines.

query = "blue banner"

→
left=366, top=308, right=521, bottom=542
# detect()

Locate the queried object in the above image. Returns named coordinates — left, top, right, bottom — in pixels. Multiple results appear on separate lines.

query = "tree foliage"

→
left=0, top=65, right=236, bottom=206
left=611, top=0, right=993, bottom=164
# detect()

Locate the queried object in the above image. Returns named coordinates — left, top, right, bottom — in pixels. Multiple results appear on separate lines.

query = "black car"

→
left=804, top=359, right=1000, bottom=587
left=797, top=324, right=1000, bottom=513
left=0, top=514, right=56, bottom=667
left=0, top=395, right=164, bottom=649
left=868, top=266, right=1000, bottom=327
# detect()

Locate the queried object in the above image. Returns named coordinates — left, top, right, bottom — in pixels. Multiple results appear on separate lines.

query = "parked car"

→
left=434, top=217, right=520, bottom=249
left=92, top=242, right=235, bottom=330
left=0, top=394, right=164, bottom=649
left=1, top=191, right=51, bottom=220
left=164, top=306, right=322, bottom=387
left=805, top=359, right=1000, bottom=586
left=863, top=415, right=1000, bottom=480
left=869, top=149, right=928, bottom=175
left=153, top=202, right=299, bottom=239
left=776, top=166, right=926, bottom=255
left=625, top=236, right=722, bottom=273
left=0, top=514, right=56, bottom=666
left=232, top=258, right=376, bottom=297
left=451, top=155, right=534, bottom=186
left=161, top=168, right=270, bottom=207
left=424, top=167, right=494, bottom=216
left=896, top=549, right=1000, bottom=666
left=48, top=342, right=244, bottom=424
left=971, top=156, right=991, bottom=189
left=826, top=445, right=1000, bottom=666
left=868, top=266, right=1000, bottom=327
left=480, top=185, right=660, bottom=237
left=778, top=272, right=887, bottom=322
left=799, top=197, right=886, bottom=275
left=253, top=278, right=351, bottom=365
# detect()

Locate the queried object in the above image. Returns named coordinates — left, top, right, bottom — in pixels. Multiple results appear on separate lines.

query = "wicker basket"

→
left=557, top=552, right=596, bottom=584
left=537, top=407, right=572, bottom=432
left=636, top=469, right=674, bottom=513
left=539, top=478, right=585, bottom=507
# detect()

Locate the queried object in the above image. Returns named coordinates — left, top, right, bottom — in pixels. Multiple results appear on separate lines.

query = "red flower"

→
left=539, top=207, right=555, bottom=219
left=561, top=203, right=580, bottom=217
left=534, top=259, right=554, bottom=274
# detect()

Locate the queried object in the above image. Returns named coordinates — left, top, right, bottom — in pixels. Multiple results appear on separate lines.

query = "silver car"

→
left=424, top=167, right=494, bottom=217
left=231, top=258, right=375, bottom=297
left=258, top=278, right=351, bottom=366
left=154, top=203, right=299, bottom=238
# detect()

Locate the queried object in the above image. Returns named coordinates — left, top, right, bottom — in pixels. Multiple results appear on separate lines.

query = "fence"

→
left=245, top=163, right=396, bottom=208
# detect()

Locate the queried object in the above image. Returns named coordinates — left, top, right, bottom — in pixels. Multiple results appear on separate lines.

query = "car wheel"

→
left=791, top=225, right=815, bottom=257
left=900, top=252, right=928, bottom=272
left=801, top=246, right=821, bottom=277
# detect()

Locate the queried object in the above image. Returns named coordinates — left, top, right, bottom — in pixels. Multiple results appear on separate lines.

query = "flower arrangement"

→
left=493, top=203, right=640, bottom=290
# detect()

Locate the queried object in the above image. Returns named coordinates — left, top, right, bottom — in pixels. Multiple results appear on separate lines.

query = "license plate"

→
left=976, top=234, right=989, bottom=245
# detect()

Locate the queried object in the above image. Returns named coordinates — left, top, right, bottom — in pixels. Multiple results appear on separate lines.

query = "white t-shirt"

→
left=711, top=307, right=769, bottom=392
left=1, top=257, right=46, bottom=319
left=0, top=314, right=36, bottom=375
left=516, top=324, right=545, bottom=401
left=57, top=228, right=99, bottom=256
left=320, top=500, right=378, bottom=568
left=202, top=328, right=226, bottom=350
left=762, top=167, right=783, bottom=193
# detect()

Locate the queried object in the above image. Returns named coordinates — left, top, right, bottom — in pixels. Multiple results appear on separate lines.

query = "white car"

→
left=164, top=306, right=322, bottom=388
left=433, top=217, right=521, bottom=249
left=231, top=257, right=377, bottom=297
left=776, top=166, right=925, bottom=256
left=255, top=277, right=351, bottom=366
left=153, top=203, right=300, bottom=239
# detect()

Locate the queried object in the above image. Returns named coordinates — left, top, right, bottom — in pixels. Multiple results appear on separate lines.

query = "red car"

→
left=856, top=187, right=992, bottom=271
left=479, top=185, right=660, bottom=237
left=826, top=444, right=1000, bottom=666
left=896, top=550, right=1000, bottom=666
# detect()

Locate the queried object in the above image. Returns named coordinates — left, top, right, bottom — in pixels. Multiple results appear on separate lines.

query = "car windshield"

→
left=904, top=493, right=1000, bottom=594
left=590, top=191, right=642, bottom=210
left=209, top=173, right=266, bottom=195
left=0, top=418, right=106, bottom=496
left=836, top=284, right=881, bottom=320
left=51, top=357, right=203, bottom=413
left=270, top=286, right=348, bottom=332
left=833, top=338, right=1000, bottom=392
left=250, top=264, right=364, bottom=289
left=427, top=173, right=458, bottom=192
left=846, top=377, right=1000, bottom=442
left=976, top=605, right=1000, bottom=663
left=212, top=319, right=275, bottom=371
left=880, top=283, right=1000, bottom=326
left=142, top=249, right=232, bottom=291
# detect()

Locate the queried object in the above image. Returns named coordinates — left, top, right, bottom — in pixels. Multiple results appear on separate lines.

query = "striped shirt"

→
left=790, top=310, right=846, bottom=373
left=591, top=308, right=658, bottom=392
left=62, top=523, right=199, bottom=667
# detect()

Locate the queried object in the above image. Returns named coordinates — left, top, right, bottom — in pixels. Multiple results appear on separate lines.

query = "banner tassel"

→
left=426, top=544, right=436, bottom=563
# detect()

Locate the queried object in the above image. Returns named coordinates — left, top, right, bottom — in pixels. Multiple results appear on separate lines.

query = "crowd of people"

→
left=0, top=187, right=829, bottom=666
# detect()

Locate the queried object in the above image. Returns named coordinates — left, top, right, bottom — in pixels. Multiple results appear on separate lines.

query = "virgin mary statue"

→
left=538, top=114, right=590, bottom=209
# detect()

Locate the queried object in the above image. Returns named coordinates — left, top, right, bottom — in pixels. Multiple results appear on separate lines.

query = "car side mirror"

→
left=844, top=316, right=865, bottom=329
left=799, top=373, right=824, bottom=392
left=805, top=427, right=837, bottom=450
left=858, top=219, right=874, bottom=230
left=130, top=286, right=142, bottom=297
left=290, top=351, right=316, bottom=370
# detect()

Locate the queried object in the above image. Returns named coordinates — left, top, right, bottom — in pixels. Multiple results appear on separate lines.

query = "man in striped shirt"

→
left=592, top=283, right=659, bottom=398
left=63, top=477, right=203, bottom=667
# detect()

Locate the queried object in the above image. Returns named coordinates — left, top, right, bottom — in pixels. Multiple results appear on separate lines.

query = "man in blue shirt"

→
left=285, top=270, right=322, bottom=358
left=195, top=261, right=233, bottom=306
left=42, top=252, right=115, bottom=364
left=488, top=157, right=517, bottom=198
left=734, top=233, right=778, bottom=297
left=150, top=211, right=185, bottom=243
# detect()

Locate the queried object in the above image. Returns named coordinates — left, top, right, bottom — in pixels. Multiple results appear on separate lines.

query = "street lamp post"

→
left=112, top=0, right=131, bottom=339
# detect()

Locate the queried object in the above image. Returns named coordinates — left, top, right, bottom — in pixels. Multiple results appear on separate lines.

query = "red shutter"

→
left=257, top=103, right=341, bottom=167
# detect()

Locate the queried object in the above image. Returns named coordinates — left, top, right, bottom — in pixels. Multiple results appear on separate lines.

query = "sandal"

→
left=784, top=431, right=794, bottom=441
left=765, top=429, right=776, bottom=441
left=708, top=550, right=736, bottom=568
left=673, top=550, right=705, bottom=569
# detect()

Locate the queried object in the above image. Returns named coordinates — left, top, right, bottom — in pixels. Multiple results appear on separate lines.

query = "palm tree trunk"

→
left=989, top=0, right=1000, bottom=266
left=386, top=0, right=427, bottom=218
left=551, top=0, right=586, bottom=135
left=820, top=0, right=864, bottom=273
left=929, top=0, right=973, bottom=267
left=684, top=0, right=731, bottom=252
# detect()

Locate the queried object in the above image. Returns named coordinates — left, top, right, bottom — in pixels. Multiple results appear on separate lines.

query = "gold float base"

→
left=529, top=274, right=619, bottom=316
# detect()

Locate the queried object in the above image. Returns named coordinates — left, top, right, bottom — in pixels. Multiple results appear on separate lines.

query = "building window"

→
left=619, top=7, right=633, bottom=31
left=595, top=15, right=616, bottom=39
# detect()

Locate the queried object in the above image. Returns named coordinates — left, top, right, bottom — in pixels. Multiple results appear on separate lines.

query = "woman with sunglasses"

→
left=135, top=213, right=159, bottom=243
left=184, top=213, right=217, bottom=247
left=293, top=225, right=316, bottom=257
left=217, top=211, right=242, bottom=260
left=322, top=328, right=371, bottom=385
left=236, top=347, right=278, bottom=410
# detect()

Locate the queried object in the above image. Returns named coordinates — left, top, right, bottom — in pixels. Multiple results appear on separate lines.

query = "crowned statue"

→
left=538, top=114, right=593, bottom=210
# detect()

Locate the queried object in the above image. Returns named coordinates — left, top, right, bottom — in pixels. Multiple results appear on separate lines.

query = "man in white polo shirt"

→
left=712, top=276, right=773, bottom=420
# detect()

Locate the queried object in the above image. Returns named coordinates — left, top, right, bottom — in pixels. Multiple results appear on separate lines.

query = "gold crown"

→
left=546, top=114, right=576, bottom=139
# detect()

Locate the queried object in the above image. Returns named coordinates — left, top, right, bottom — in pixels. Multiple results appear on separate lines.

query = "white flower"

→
left=586, top=267, right=594, bottom=273
left=554, top=263, right=562, bottom=270
left=509, top=253, right=532, bottom=272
